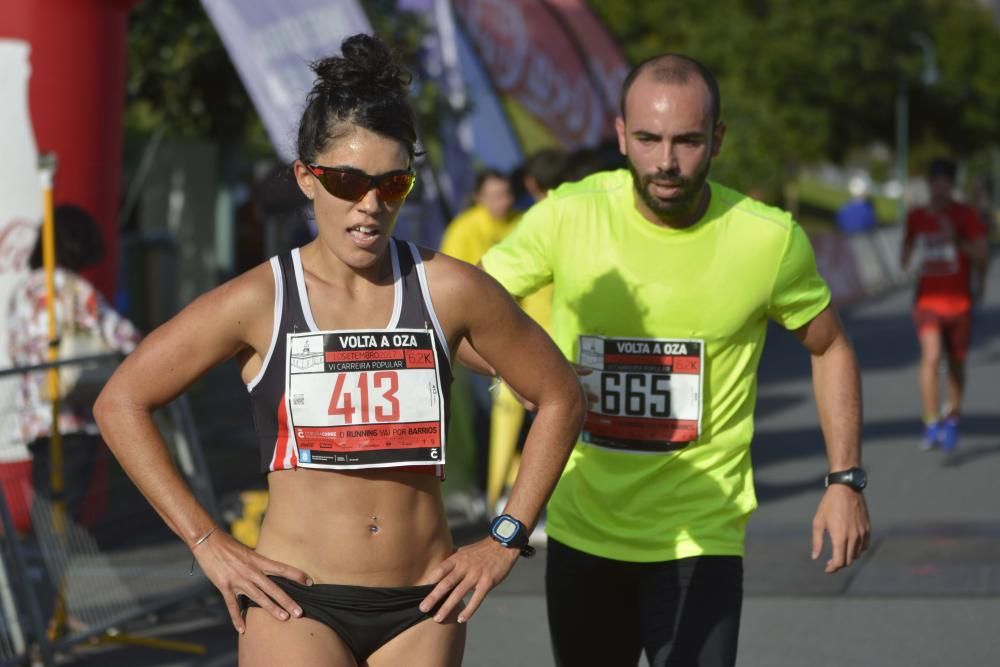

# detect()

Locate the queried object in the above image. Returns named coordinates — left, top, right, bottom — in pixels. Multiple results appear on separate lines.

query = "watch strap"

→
left=825, top=467, right=866, bottom=490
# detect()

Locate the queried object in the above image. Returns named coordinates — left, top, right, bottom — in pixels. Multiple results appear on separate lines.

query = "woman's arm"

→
left=455, top=337, right=494, bottom=376
left=418, top=255, right=585, bottom=624
left=93, top=265, right=311, bottom=633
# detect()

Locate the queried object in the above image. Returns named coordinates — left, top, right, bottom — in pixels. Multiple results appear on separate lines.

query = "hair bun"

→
left=297, top=33, right=418, bottom=163
left=311, top=34, right=410, bottom=98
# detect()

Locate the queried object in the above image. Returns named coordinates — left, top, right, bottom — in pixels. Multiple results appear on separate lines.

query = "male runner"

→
left=901, top=158, right=988, bottom=453
left=480, top=54, right=871, bottom=666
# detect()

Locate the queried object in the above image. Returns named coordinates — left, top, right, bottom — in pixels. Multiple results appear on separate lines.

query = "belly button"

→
left=368, top=515, right=379, bottom=534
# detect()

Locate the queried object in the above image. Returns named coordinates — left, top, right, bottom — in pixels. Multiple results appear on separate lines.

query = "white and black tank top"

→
left=246, top=239, right=452, bottom=476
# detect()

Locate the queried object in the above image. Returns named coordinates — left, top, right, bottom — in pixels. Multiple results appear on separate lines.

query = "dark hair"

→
left=620, top=53, right=721, bottom=125
left=296, top=34, right=417, bottom=163
left=560, top=147, right=609, bottom=184
left=523, top=149, right=569, bottom=192
left=28, top=204, right=104, bottom=272
left=927, top=158, right=958, bottom=181
left=474, top=168, right=510, bottom=193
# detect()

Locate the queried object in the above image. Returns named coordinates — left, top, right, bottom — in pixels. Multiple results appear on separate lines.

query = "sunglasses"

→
left=307, top=164, right=415, bottom=203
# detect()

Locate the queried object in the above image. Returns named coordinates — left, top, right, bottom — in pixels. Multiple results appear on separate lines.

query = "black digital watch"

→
left=489, top=514, right=536, bottom=558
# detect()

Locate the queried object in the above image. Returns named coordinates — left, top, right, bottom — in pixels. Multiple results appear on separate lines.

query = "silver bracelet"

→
left=193, top=527, right=216, bottom=549
left=189, top=527, right=216, bottom=575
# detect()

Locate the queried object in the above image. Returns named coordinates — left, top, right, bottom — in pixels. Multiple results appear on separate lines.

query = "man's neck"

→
left=635, top=182, right=711, bottom=230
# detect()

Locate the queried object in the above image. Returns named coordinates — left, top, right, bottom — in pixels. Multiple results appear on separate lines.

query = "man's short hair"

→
left=620, top=53, right=721, bottom=125
left=523, top=149, right=569, bottom=192
left=927, top=158, right=958, bottom=181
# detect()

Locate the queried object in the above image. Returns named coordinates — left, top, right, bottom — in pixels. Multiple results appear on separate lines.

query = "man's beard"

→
left=627, top=156, right=711, bottom=220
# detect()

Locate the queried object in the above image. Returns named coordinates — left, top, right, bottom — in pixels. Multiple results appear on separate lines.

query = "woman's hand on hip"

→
left=419, top=538, right=521, bottom=624
left=192, top=530, right=313, bottom=633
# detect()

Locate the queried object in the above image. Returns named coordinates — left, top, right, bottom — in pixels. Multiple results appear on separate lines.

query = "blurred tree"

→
left=125, top=0, right=439, bottom=153
left=124, top=1, right=999, bottom=198
left=590, top=0, right=1000, bottom=198
left=126, top=0, right=268, bottom=147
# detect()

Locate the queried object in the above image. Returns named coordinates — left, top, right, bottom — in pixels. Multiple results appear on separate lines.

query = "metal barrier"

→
left=0, top=354, right=220, bottom=666
left=0, top=484, right=52, bottom=667
left=811, top=224, right=918, bottom=307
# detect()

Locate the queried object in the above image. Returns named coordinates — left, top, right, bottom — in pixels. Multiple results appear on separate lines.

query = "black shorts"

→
left=546, top=539, right=743, bottom=667
left=239, top=577, right=438, bottom=662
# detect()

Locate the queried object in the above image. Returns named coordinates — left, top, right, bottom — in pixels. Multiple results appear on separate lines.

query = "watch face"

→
left=853, top=469, right=868, bottom=489
left=495, top=518, right=518, bottom=541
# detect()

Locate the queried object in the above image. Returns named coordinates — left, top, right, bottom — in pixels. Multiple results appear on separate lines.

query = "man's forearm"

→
left=811, top=336, right=862, bottom=471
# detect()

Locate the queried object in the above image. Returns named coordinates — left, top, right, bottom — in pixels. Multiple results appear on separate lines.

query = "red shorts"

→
left=913, top=307, right=972, bottom=362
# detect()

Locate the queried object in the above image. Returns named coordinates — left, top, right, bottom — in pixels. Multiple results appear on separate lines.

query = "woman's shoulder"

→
left=406, top=241, right=510, bottom=310
left=187, top=258, right=278, bottom=319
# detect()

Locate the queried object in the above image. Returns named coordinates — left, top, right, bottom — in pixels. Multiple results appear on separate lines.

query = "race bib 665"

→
left=578, top=335, right=703, bottom=453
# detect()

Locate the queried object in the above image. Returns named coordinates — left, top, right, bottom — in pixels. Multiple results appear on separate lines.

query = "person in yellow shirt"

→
left=440, top=169, right=519, bottom=265
left=480, top=54, right=871, bottom=667
left=488, top=150, right=571, bottom=508
left=440, top=170, right=519, bottom=495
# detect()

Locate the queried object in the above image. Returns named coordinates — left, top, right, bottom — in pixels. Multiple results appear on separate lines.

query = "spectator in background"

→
left=488, top=149, right=569, bottom=509
left=7, top=204, right=140, bottom=523
left=439, top=169, right=519, bottom=265
left=836, top=176, right=878, bottom=235
left=901, top=158, right=989, bottom=455
left=440, top=169, right=520, bottom=496
left=560, top=144, right=618, bottom=184
left=520, top=148, right=569, bottom=204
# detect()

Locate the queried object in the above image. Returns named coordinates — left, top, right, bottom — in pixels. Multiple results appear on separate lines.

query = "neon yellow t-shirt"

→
left=481, top=169, right=831, bottom=562
left=439, top=204, right=520, bottom=266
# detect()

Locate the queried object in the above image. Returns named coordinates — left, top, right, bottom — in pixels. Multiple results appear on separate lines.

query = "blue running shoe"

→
left=919, top=421, right=942, bottom=451
left=939, top=417, right=960, bottom=453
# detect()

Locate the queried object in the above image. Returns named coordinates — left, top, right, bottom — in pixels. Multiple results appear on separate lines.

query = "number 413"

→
left=328, top=371, right=400, bottom=424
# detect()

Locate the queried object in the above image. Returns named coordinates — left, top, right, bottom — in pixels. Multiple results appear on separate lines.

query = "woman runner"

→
left=94, top=34, right=584, bottom=666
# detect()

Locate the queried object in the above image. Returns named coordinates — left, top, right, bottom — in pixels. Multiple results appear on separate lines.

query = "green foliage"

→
left=363, top=1, right=454, bottom=163
left=590, top=0, right=1000, bottom=198
left=126, top=0, right=1000, bottom=199
left=126, top=0, right=268, bottom=147
left=125, top=0, right=438, bottom=153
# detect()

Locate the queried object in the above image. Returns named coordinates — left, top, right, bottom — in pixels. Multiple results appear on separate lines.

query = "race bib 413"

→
left=286, top=329, right=445, bottom=469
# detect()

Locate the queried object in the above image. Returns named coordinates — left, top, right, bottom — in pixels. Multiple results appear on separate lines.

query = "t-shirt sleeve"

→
left=480, top=199, right=556, bottom=297
left=439, top=217, right=479, bottom=265
left=766, top=221, right=832, bottom=330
